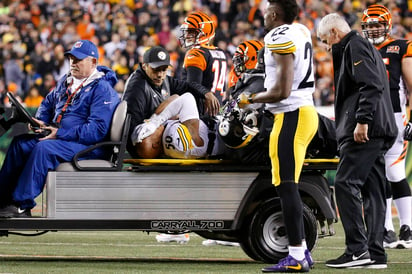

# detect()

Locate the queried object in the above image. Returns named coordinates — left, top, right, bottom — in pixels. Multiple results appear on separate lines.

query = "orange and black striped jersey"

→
left=182, top=45, right=228, bottom=103
left=227, top=68, right=240, bottom=90
left=376, top=38, right=412, bottom=113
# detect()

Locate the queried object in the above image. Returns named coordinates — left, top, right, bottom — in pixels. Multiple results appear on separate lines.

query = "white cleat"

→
left=202, top=239, right=240, bottom=247
left=156, top=233, right=190, bottom=244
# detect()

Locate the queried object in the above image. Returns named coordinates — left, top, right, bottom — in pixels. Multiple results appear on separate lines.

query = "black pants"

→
left=335, top=138, right=387, bottom=262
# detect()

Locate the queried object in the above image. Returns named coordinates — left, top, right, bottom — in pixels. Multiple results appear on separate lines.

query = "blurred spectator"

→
left=90, top=35, right=106, bottom=65
left=337, top=0, right=358, bottom=27
left=112, top=51, right=130, bottom=81
left=134, top=11, right=154, bottom=43
left=228, top=0, right=263, bottom=36
left=94, top=18, right=111, bottom=45
left=214, top=19, right=231, bottom=44
left=121, top=38, right=139, bottom=71
left=76, top=13, right=95, bottom=41
left=60, top=21, right=79, bottom=48
left=3, top=51, right=24, bottom=97
left=36, top=51, right=55, bottom=78
left=314, top=77, right=334, bottom=106
left=3, top=81, right=22, bottom=107
left=53, top=44, right=69, bottom=80
left=28, top=42, right=45, bottom=69
left=314, top=49, right=333, bottom=79
left=21, top=62, right=36, bottom=96
left=23, top=85, right=43, bottom=108
left=157, top=14, right=171, bottom=47
left=103, top=33, right=126, bottom=58
left=39, top=73, right=56, bottom=97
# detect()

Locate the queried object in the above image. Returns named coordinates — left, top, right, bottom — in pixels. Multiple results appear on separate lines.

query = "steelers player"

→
left=238, top=0, right=318, bottom=272
left=133, top=92, right=225, bottom=159
left=361, top=4, right=412, bottom=249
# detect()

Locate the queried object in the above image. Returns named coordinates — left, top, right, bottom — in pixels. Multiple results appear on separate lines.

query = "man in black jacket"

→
left=317, top=13, right=397, bottom=269
left=122, top=46, right=220, bottom=158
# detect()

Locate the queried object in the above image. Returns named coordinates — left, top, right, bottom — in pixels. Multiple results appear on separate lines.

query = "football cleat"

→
left=202, top=239, right=240, bottom=247
left=262, top=255, right=310, bottom=272
left=155, top=233, right=190, bottom=244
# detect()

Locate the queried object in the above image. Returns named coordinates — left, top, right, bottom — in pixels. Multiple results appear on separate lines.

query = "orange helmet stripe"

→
left=361, top=4, right=392, bottom=27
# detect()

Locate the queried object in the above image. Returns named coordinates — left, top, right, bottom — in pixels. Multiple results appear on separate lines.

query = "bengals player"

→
left=227, top=39, right=264, bottom=97
left=179, top=11, right=228, bottom=113
left=362, top=4, right=412, bottom=248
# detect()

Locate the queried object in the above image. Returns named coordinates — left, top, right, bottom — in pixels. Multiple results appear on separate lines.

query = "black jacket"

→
left=122, top=65, right=210, bottom=157
left=331, top=31, right=397, bottom=149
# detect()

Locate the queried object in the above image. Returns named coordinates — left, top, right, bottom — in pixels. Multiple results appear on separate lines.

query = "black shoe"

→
left=326, top=251, right=371, bottom=268
left=0, top=205, right=31, bottom=218
left=397, top=225, right=412, bottom=249
left=383, top=229, right=398, bottom=248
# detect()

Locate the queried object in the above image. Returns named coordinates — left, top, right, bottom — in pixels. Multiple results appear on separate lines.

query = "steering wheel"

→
left=6, top=92, right=41, bottom=129
left=6, top=92, right=52, bottom=137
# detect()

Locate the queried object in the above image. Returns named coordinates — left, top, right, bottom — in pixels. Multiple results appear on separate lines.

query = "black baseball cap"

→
left=143, top=46, right=171, bottom=68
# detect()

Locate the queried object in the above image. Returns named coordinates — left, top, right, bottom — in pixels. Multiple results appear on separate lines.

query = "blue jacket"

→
left=36, top=66, right=120, bottom=145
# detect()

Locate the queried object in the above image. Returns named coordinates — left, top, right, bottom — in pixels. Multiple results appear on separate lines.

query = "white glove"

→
left=137, top=122, right=158, bottom=143
left=132, top=114, right=167, bottom=145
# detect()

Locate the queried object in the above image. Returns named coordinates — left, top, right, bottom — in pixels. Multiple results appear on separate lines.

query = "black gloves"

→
left=404, top=122, right=412, bottom=141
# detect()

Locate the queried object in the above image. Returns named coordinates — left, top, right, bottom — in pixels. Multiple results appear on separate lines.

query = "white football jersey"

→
left=264, top=22, right=315, bottom=114
left=162, top=120, right=225, bottom=159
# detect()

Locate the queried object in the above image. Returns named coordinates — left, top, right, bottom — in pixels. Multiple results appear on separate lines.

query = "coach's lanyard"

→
left=56, top=78, right=87, bottom=124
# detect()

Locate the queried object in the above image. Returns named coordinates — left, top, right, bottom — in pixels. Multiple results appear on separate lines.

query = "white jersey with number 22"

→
left=264, top=22, right=315, bottom=114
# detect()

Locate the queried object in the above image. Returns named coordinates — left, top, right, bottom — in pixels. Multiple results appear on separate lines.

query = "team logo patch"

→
left=387, top=45, right=400, bottom=54
left=158, top=51, right=167, bottom=60
left=74, top=41, right=83, bottom=48
left=218, top=120, right=230, bottom=136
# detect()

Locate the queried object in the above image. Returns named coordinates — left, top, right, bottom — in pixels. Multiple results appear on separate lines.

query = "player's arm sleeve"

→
left=186, top=66, right=203, bottom=84
left=184, top=49, right=207, bottom=83
left=404, top=41, right=412, bottom=57
left=266, top=37, right=296, bottom=55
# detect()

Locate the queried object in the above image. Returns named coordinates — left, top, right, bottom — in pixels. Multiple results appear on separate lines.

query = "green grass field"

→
left=0, top=218, right=411, bottom=274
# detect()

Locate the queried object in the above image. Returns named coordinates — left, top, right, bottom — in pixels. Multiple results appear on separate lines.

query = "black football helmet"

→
left=218, top=100, right=259, bottom=149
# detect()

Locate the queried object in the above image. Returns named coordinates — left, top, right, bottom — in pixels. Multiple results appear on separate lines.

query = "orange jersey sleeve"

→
left=405, top=40, right=412, bottom=58
left=184, top=48, right=207, bottom=71
left=227, top=67, right=240, bottom=89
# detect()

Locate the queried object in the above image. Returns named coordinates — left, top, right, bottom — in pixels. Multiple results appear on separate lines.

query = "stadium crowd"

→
left=0, top=0, right=411, bottom=108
